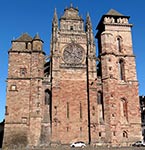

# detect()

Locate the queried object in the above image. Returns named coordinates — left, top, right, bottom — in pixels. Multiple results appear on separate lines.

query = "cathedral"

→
left=3, top=5, right=142, bottom=148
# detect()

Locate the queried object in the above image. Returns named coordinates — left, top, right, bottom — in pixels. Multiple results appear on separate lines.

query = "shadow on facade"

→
left=0, top=120, right=4, bottom=148
left=140, top=96, right=145, bottom=141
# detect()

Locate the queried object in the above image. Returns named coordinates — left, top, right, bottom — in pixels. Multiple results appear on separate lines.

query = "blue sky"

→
left=0, top=0, right=145, bottom=122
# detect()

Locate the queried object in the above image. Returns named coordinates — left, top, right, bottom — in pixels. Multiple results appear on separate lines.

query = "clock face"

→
left=63, top=43, right=84, bottom=64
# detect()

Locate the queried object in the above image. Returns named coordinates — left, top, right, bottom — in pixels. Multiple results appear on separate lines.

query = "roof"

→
left=12, top=33, right=43, bottom=42
left=12, top=33, right=33, bottom=42
left=33, top=33, right=44, bottom=43
left=96, top=9, right=130, bottom=31
left=106, top=9, right=124, bottom=16
left=33, top=33, right=41, bottom=40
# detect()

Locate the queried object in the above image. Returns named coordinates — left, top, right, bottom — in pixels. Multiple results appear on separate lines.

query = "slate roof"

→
left=106, top=9, right=124, bottom=16
left=33, top=33, right=41, bottom=40
left=96, top=9, right=130, bottom=30
left=13, top=33, right=33, bottom=42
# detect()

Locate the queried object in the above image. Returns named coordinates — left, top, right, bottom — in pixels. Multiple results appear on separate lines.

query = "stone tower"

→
left=96, top=9, right=142, bottom=146
left=3, top=6, right=142, bottom=148
left=3, top=33, right=46, bottom=147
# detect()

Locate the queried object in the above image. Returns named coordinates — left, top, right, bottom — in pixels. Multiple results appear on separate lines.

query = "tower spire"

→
left=70, top=3, right=73, bottom=7
left=33, top=33, right=40, bottom=40
left=86, top=12, right=92, bottom=30
left=86, top=12, right=94, bottom=43
left=52, top=8, right=58, bottom=26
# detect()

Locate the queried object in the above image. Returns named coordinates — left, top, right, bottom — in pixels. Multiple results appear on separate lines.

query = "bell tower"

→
left=96, top=9, right=142, bottom=145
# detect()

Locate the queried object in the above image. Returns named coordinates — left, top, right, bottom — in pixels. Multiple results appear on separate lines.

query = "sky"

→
left=0, top=0, right=145, bottom=122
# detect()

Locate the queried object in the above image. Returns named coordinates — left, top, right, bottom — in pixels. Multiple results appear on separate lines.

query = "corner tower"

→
left=96, top=9, right=142, bottom=146
left=3, top=33, right=46, bottom=147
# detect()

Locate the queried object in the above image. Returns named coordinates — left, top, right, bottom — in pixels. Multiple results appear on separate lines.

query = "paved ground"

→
left=2, top=145, right=145, bottom=150
left=31, top=147, right=145, bottom=150
left=54, top=145, right=145, bottom=150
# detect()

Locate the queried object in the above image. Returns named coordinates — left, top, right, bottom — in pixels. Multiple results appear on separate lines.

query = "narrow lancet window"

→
left=67, top=102, right=69, bottom=119
left=121, top=98, right=128, bottom=121
left=80, top=102, right=82, bottom=119
left=118, top=59, right=125, bottom=81
left=123, top=131, right=128, bottom=138
left=117, top=36, right=122, bottom=52
left=97, top=91, right=104, bottom=123
left=26, top=42, right=28, bottom=49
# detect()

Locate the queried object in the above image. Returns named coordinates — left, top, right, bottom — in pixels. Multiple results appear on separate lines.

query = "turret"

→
left=32, top=33, right=43, bottom=51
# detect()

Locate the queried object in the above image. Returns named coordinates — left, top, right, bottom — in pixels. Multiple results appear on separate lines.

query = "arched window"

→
left=123, top=131, right=128, bottom=138
left=118, top=59, right=125, bottom=81
left=97, top=91, right=104, bottom=123
left=45, top=89, right=51, bottom=105
left=121, top=98, right=128, bottom=121
left=117, top=36, right=122, bottom=52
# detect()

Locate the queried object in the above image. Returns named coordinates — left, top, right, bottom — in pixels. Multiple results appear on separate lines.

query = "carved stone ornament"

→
left=63, top=43, right=84, bottom=64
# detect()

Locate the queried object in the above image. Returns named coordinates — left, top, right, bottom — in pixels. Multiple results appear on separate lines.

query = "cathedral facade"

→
left=3, top=5, right=142, bottom=148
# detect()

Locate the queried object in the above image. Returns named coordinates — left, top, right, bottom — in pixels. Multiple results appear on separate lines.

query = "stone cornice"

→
left=104, top=23, right=133, bottom=27
left=7, top=77, right=44, bottom=80
left=100, top=52, right=135, bottom=58
left=8, top=50, right=46, bottom=55
left=60, top=63, right=86, bottom=69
